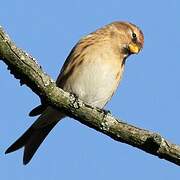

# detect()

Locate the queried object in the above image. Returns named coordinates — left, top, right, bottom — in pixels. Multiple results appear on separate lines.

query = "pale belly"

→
left=63, top=59, right=123, bottom=108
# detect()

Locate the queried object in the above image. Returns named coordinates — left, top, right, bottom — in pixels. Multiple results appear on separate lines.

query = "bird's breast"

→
left=63, top=46, right=124, bottom=108
left=64, top=54, right=123, bottom=108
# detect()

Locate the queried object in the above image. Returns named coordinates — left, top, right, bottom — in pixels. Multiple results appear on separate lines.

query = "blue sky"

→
left=1, top=0, right=180, bottom=179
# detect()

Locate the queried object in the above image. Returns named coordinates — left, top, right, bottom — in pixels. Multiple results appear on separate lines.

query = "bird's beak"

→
left=128, top=42, right=141, bottom=54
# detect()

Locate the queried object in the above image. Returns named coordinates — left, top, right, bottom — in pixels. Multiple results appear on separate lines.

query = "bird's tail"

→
left=5, top=107, right=65, bottom=165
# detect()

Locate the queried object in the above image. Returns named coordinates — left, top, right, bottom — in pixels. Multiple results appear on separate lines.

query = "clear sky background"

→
left=0, top=0, right=180, bottom=179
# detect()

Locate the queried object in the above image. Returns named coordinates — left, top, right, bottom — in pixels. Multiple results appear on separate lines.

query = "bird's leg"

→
left=102, top=109, right=111, bottom=116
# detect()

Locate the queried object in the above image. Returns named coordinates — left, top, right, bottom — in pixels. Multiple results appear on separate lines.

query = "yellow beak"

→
left=128, top=42, right=141, bottom=54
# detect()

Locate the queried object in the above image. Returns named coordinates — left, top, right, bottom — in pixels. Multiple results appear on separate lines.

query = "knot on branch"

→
left=143, top=133, right=162, bottom=153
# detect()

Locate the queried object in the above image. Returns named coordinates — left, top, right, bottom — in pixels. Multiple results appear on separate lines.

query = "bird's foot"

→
left=102, top=109, right=111, bottom=116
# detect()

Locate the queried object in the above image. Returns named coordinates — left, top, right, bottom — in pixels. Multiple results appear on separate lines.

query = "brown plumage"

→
left=5, top=21, right=144, bottom=164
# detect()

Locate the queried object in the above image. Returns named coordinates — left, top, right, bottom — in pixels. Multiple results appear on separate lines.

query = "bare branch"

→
left=0, top=26, right=180, bottom=166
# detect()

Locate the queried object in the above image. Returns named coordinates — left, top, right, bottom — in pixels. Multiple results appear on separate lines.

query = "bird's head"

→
left=107, top=21, right=144, bottom=58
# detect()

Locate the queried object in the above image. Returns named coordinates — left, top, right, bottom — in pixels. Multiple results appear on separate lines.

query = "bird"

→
left=5, top=21, right=144, bottom=165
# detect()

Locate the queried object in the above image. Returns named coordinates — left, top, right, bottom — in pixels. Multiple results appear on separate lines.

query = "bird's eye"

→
left=132, top=32, right=137, bottom=41
left=132, top=32, right=136, bottom=38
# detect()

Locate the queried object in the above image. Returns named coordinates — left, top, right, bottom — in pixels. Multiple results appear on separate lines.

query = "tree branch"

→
left=0, top=26, right=180, bottom=166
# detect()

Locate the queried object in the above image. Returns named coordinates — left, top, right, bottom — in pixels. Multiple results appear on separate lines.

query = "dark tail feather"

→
left=5, top=121, right=58, bottom=165
left=5, top=127, right=33, bottom=154
left=29, top=105, right=47, bottom=117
